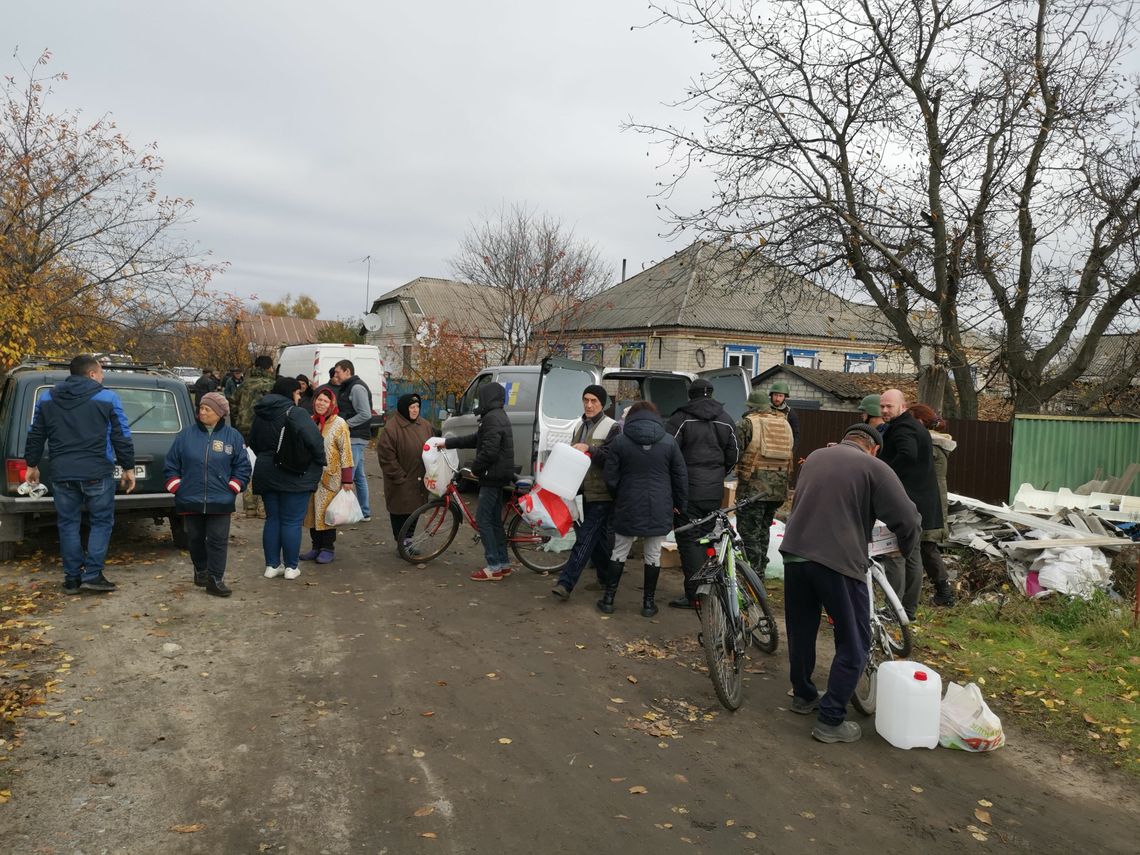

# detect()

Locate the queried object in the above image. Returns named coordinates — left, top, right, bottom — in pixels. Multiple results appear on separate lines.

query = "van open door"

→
left=697, top=366, right=752, bottom=421
left=534, top=357, right=602, bottom=473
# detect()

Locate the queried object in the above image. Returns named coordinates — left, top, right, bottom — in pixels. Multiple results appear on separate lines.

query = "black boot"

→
left=932, top=580, right=955, bottom=607
left=206, top=577, right=232, bottom=598
left=641, top=564, right=660, bottom=618
left=193, top=570, right=208, bottom=587
left=597, top=560, right=623, bottom=614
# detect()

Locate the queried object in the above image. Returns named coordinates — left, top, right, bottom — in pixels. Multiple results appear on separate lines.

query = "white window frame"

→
left=784, top=347, right=819, bottom=368
left=844, top=352, right=877, bottom=373
left=723, top=345, right=760, bottom=377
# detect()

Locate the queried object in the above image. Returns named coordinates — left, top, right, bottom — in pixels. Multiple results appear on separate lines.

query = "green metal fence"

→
left=1009, top=415, right=1140, bottom=500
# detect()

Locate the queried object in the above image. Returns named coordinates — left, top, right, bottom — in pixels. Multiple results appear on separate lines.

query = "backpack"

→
left=739, top=411, right=793, bottom=477
left=273, top=407, right=314, bottom=475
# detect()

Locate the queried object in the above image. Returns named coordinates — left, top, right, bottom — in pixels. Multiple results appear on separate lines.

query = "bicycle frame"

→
left=694, top=518, right=746, bottom=646
left=868, top=559, right=909, bottom=626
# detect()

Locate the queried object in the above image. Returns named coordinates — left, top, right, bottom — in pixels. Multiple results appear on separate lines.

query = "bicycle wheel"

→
left=739, top=569, right=779, bottom=655
left=698, top=584, right=744, bottom=711
left=397, top=499, right=461, bottom=563
left=871, top=572, right=913, bottom=659
left=851, top=655, right=878, bottom=715
left=507, top=511, right=576, bottom=574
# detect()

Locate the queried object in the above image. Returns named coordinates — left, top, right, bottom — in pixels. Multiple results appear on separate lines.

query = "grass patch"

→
left=918, top=591, right=1139, bottom=775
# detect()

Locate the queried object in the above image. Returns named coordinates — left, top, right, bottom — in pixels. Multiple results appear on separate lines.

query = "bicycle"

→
left=849, top=557, right=913, bottom=715
left=397, top=471, right=577, bottom=574
left=675, top=496, right=779, bottom=712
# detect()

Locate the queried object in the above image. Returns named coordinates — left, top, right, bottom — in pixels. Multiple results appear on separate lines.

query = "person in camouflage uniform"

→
left=735, top=385, right=795, bottom=574
left=232, top=355, right=276, bottom=518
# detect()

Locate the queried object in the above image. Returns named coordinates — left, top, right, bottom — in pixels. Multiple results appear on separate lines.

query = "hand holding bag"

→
left=325, top=488, right=364, bottom=526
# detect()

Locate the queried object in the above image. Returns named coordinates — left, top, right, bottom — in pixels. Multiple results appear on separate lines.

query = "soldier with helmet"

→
left=735, top=383, right=797, bottom=574
left=857, top=394, right=886, bottom=433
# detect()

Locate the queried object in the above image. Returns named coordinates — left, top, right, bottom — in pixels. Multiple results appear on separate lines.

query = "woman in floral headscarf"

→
left=376, top=393, right=435, bottom=550
left=300, top=386, right=354, bottom=564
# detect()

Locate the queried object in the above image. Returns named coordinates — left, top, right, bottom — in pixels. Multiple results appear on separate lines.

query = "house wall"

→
left=363, top=302, right=415, bottom=376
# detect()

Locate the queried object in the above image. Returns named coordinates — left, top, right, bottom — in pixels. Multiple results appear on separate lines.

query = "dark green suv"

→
left=0, top=360, right=195, bottom=561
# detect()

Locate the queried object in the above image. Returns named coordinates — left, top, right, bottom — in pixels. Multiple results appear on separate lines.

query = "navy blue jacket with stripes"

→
left=163, top=422, right=252, bottom=514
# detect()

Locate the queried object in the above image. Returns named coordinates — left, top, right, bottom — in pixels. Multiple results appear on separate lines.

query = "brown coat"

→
left=376, top=411, right=435, bottom=514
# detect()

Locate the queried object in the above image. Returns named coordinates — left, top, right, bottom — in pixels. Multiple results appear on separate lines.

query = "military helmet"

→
left=857, top=394, right=881, bottom=418
left=769, top=380, right=790, bottom=396
left=746, top=389, right=769, bottom=408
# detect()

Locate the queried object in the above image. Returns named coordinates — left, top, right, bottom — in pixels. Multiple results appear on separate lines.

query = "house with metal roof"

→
left=240, top=315, right=340, bottom=351
left=540, top=241, right=974, bottom=379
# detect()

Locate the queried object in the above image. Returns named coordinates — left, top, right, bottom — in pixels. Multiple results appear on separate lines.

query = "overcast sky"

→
left=8, top=1, right=718, bottom=320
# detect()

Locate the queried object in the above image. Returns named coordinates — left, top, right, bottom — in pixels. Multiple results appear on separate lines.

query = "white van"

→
left=277, top=343, right=387, bottom=432
left=442, top=358, right=750, bottom=476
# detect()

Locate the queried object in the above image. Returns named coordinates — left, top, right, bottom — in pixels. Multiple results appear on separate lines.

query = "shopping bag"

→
left=422, top=440, right=457, bottom=497
left=324, top=489, right=365, bottom=527
left=516, top=487, right=574, bottom=536
left=939, top=682, right=1006, bottom=751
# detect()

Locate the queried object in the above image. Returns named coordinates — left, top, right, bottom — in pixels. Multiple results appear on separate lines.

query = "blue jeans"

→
left=557, top=501, right=613, bottom=591
left=53, top=477, right=116, bottom=582
left=261, top=490, right=311, bottom=569
left=350, top=438, right=370, bottom=517
left=476, top=485, right=509, bottom=570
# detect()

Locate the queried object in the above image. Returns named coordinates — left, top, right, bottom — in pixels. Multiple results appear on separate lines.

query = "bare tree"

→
left=632, top=0, right=1140, bottom=416
left=0, top=50, right=225, bottom=367
left=451, top=204, right=612, bottom=364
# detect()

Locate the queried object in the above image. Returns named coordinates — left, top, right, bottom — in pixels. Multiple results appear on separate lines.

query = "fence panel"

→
left=1009, top=415, right=1140, bottom=498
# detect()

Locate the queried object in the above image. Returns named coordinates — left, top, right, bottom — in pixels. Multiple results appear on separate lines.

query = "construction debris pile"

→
left=946, top=483, right=1139, bottom=601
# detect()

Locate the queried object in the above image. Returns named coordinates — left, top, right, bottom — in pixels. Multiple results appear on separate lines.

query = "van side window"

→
left=496, top=372, right=536, bottom=412
left=459, top=374, right=492, bottom=415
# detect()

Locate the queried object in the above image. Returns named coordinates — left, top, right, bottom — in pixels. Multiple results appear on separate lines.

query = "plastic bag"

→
left=516, top=487, right=574, bottom=536
left=939, top=682, right=1006, bottom=752
left=324, top=489, right=364, bottom=527
left=422, top=439, right=458, bottom=497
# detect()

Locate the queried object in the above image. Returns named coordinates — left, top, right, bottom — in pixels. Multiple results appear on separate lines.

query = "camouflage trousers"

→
left=737, top=469, right=788, bottom=572
left=243, top=483, right=264, bottom=519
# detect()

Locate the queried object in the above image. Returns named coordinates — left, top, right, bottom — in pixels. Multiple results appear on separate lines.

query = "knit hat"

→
left=844, top=423, right=882, bottom=447
left=199, top=392, right=229, bottom=419
left=688, top=379, right=714, bottom=399
left=397, top=393, right=422, bottom=421
left=582, top=384, right=607, bottom=406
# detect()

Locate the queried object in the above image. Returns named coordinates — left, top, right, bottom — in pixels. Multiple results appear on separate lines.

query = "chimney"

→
left=621, top=258, right=627, bottom=282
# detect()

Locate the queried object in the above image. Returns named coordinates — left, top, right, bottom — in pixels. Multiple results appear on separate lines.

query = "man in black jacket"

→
left=665, top=379, right=740, bottom=608
left=879, top=389, right=943, bottom=619
left=445, top=382, right=515, bottom=581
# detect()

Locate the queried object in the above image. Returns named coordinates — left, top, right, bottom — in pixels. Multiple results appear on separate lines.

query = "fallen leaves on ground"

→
left=414, top=806, right=434, bottom=817
left=627, top=785, right=648, bottom=794
left=975, top=808, right=992, bottom=825
left=169, top=823, right=206, bottom=833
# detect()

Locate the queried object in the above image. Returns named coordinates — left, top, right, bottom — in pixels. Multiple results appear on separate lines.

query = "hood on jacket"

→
left=476, top=382, right=506, bottom=414
left=253, top=393, right=295, bottom=421
left=50, top=375, right=102, bottom=410
left=931, top=431, right=957, bottom=453
left=623, top=409, right=666, bottom=446
left=673, top=396, right=727, bottom=421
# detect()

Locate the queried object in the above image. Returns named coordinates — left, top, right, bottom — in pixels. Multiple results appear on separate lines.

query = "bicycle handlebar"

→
left=673, top=493, right=765, bottom=534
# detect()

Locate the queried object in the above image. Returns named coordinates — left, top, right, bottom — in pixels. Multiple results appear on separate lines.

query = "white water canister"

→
left=536, top=443, right=591, bottom=500
left=875, top=661, right=942, bottom=749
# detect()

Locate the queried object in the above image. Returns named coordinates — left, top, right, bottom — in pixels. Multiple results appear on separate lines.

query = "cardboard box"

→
left=659, top=541, right=682, bottom=571
left=722, top=479, right=737, bottom=508
left=869, top=522, right=900, bottom=557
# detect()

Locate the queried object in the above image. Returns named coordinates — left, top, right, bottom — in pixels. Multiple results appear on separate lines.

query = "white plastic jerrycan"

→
left=536, top=443, right=591, bottom=500
left=875, top=661, right=942, bottom=749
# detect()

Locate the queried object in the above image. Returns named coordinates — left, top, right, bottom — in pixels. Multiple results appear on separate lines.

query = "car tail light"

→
left=6, top=459, right=28, bottom=493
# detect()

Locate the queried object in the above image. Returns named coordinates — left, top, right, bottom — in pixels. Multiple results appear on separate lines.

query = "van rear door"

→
left=696, top=367, right=751, bottom=421
left=534, top=358, right=602, bottom=474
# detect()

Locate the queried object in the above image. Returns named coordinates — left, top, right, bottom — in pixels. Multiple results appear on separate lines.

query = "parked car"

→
left=277, top=343, right=387, bottom=433
left=170, top=365, right=201, bottom=386
left=441, top=357, right=750, bottom=476
left=0, top=359, right=196, bottom=560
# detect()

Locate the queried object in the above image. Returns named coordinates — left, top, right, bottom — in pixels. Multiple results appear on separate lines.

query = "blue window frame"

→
left=784, top=347, right=817, bottom=367
left=582, top=343, right=604, bottom=366
left=844, top=352, right=877, bottom=373
left=723, top=345, right=760, bottom=377
left=619, top=342, right=646, bottom=369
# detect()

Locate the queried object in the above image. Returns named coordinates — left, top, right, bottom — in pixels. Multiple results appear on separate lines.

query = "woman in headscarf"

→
left=296, top=375, right=315, bottom=413
left=909, top=403, right=957, bottom=607
left=376, top=393, right=435, bottom=549
left=249, top=376, right=327, bottom=579
left=300, top=385, right=355, bottom=564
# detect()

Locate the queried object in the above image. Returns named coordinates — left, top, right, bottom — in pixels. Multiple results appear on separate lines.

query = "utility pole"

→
left=360, top=255, right=372, bottom=313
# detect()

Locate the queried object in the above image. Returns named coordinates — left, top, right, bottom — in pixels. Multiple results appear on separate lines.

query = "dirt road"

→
left=1, top=483, right=1137, bottom=854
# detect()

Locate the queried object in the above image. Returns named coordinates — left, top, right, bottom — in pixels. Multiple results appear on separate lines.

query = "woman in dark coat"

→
left=296, top=375, right=315, bottom=413
left=249, top=377, right=327, bottom=580
left=376, top=393, right=436, bottom=547
left=601, top=401, right=688, bottom=617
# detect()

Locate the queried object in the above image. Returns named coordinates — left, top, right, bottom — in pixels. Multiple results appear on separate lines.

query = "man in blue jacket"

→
left=25, top=355, right=137, bottom=594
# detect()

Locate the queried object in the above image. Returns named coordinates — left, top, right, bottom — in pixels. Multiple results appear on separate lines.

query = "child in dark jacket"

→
left=163, top=393, right=252, bottom=597
left=443, top=382, right=515, bottom=581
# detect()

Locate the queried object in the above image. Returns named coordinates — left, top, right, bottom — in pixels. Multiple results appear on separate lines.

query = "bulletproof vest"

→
left=739, top=411, right=793, bottom=477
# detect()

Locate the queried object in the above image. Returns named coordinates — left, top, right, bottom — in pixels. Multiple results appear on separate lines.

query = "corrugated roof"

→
left=1083, top=332, right=1140, bottom=380
left=242, top=315, right=340, bottom=348
left=370, top=277, right=508, bottom=340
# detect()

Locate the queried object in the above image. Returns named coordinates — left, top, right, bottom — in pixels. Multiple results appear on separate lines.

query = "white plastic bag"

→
left=939, top=682, right=1006, bottom=752
left=516, top=487, right=574, bottom=536
left=422, top=440, right=457, bottom=497
left=324, top=489, right=364, bottom=526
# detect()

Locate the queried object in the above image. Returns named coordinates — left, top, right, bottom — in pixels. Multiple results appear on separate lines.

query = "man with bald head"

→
left=878, top=389, right=942, bottom=619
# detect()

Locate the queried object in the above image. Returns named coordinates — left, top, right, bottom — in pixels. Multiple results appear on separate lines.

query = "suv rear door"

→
left=695, top=366, right=751, bottom=421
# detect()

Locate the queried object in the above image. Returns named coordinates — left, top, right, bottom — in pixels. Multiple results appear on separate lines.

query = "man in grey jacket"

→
left=779, top=424, right=920, bottom=744
left=332, top=360, right=374, bottom=521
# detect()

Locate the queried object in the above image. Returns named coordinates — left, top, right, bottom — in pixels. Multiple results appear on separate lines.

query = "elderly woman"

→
left=163, top=393, right=252, bottom=597
left=909, top=403, right=956, bottom=607
left=376, top=393, right=435, bottom=549
left=250, top=377, right=327, bottom=580
left=296, top=375, right=315, bottom=413
left=300, top=386, right=354, bottom=564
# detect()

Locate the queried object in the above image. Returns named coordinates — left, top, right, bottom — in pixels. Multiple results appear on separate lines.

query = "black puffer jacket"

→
left=445, top=383, right=515, bottom=486
left=604, top=409, right=688, bottom=537
left=665, top=397, right=739, bottom=505
left=880, top=409, right=943, bottom=530
left=249, top=393, right=328, bottom=494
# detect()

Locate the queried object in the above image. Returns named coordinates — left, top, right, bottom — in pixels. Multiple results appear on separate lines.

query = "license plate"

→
left=113, top=465, right=147, bottom=479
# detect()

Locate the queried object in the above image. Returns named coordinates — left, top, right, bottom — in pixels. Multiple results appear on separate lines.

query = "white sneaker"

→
left=264, top=565, right=283, bottom=579
left=283, top=566, right=301, bottom=580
